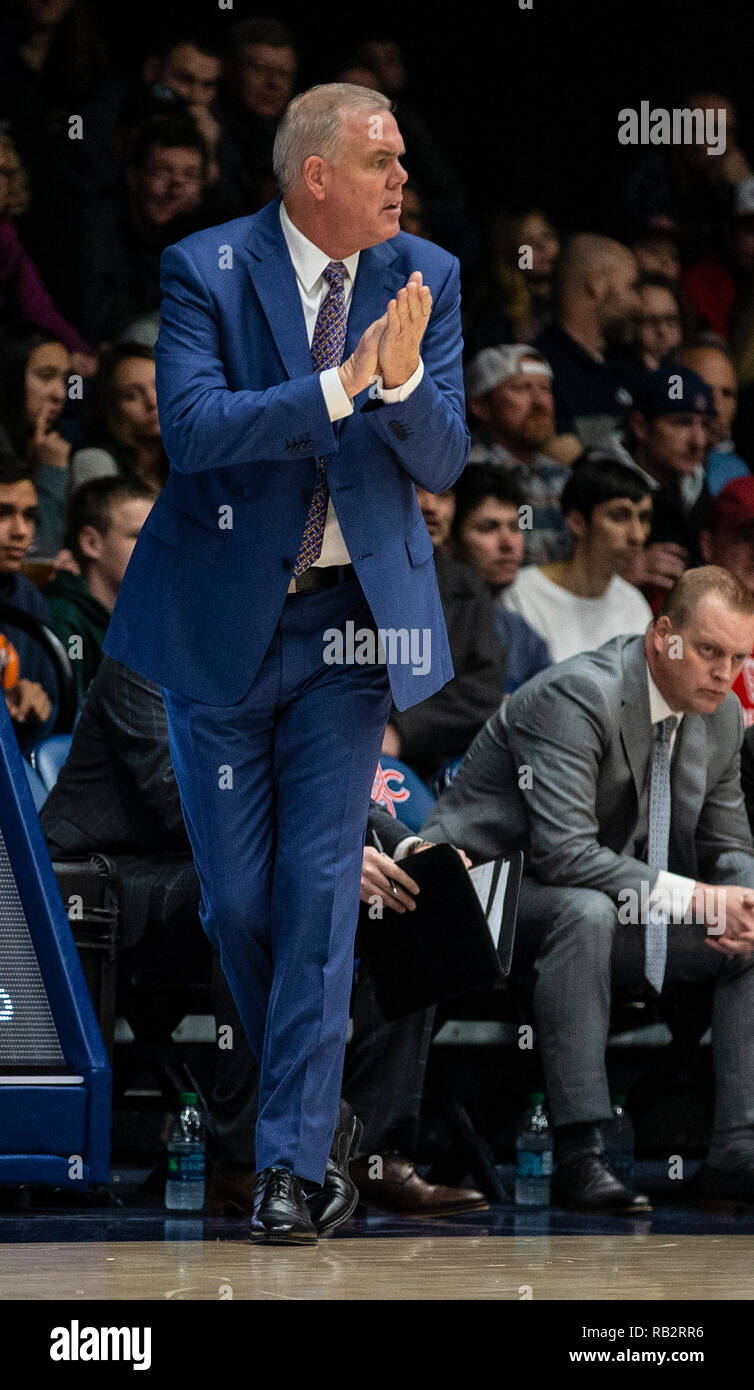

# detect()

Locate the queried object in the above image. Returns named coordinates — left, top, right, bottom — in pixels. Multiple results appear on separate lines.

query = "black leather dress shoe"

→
left=552, top=1151, right=652, bottom=1214
left=249, top=1167, right=317, bottom=1245
left=306, top=1100, right=364, bottom=1237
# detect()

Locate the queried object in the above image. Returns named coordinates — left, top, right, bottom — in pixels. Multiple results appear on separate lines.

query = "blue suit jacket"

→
left=103, top=197, right=469, bottom=709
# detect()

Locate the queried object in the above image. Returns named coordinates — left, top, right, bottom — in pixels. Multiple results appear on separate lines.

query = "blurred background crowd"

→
left=3, top=1, right=754, bottom=759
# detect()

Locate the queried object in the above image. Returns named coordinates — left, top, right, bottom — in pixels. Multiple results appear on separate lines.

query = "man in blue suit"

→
left=103, top=83, right=469, bottom=1243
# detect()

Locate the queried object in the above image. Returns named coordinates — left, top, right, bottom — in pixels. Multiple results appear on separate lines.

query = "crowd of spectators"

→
left=5, top=4, right=754, bottom=1217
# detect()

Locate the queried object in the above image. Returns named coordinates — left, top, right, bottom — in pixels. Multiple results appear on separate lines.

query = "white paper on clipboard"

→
left=468, top=858, right=510, bottom=948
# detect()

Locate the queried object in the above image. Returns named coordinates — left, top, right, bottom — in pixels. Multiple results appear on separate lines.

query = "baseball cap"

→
left=464, top=344, right=552, bottom=398
left=631, top=366, right=715, bottom=420
left=708, top=475, right=754, bottom=533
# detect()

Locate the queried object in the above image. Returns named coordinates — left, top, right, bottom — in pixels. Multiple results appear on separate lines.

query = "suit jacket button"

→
left=388, top=420, right=410, bottom=441
left=282, top=558, right=292, bottom=571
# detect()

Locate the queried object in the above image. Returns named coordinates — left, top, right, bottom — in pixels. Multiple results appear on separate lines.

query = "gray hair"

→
left=273, top=83, right=393, bottom=195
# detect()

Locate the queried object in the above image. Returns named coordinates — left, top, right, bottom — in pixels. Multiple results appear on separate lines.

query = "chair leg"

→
left=429, top=1090, right=509, bottom=1203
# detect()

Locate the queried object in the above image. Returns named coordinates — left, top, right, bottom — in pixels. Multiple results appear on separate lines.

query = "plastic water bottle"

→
left=515, top=1091, right=553, bottom=1205
left=603, top=1093, right=635, bottom=1187
left=165, top=1091, right=206, bottom=1211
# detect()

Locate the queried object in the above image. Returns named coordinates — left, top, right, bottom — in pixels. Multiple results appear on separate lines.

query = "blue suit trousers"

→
left=161, top=576, right=392, bottom=1182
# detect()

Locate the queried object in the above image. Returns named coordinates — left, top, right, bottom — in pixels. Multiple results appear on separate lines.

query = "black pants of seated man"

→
left=211, top=949, right=435, bottom=1166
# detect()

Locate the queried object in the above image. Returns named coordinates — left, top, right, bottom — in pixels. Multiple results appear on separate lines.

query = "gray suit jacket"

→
left=421, top=633, right=754, bottom=897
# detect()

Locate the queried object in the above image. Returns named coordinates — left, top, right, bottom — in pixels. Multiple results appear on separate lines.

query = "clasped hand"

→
left=696, top=883, right=754, bottom=958
left=338, top=272, right=433, bottom=399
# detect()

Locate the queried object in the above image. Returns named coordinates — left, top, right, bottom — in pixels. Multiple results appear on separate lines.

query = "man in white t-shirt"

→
left=503, top=457, right=654, bottom=662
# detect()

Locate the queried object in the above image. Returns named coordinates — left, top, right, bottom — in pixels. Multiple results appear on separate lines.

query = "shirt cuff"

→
left=378, top=358, right=424, bottom=403
left=393, top=836, right=424, bottom=861
left=648, top=871, right=696, bottom=922
left=320, top=367, right=354, bottom=421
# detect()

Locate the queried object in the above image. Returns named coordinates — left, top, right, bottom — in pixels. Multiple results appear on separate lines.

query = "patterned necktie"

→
left=293, top=260, right=348, bottom=576
left=645, top=715, right=678, bottom=993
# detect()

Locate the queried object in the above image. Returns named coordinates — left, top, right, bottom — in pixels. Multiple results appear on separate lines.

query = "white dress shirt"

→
left=645, top=666, right=696, bottom=918
left=279, top=200, right=423, bottom=567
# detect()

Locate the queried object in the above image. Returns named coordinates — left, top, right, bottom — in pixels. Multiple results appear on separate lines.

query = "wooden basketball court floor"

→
left=2, top=1232, right=754, bottom=1300
left=3, top=1175, right=754, bottom=1300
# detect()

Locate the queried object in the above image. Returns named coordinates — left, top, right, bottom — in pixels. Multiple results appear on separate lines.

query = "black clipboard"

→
left=356, top=843, right=523, bottom=1020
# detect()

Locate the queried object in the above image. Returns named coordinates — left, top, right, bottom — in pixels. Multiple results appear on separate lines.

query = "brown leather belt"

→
left=287, top=563, right=355, bottom=595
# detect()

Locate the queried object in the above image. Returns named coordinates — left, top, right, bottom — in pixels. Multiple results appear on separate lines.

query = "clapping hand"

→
left=337, top=271, right=432, bottom=400
left=379, top=271, right=432, bottom=388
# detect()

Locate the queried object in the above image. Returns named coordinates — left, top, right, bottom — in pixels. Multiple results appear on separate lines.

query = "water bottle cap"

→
left=529, top=1091, right=546, bottom=1106
left=180, top=1091, right=197, bottom=1105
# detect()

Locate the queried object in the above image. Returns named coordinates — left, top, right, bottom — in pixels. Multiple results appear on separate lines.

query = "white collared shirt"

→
left=646, top=666, right=683, bottom=756
left=644, top=664, right=696, bottom=918
left=279, top=200, right=423, bottom=567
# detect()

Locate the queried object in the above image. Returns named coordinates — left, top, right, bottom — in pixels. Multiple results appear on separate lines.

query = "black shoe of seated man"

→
left=249, top=1167, right=317, bottom=1245
left=686, top=1163, right=754, bottom=1212
left=306, top=1100, right=364, bottom=1237
left=552, top=1150, right=652, bottom=1214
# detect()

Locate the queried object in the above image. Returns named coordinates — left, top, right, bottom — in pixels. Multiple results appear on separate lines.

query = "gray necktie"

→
left=645, top=715, right=678, bottom=993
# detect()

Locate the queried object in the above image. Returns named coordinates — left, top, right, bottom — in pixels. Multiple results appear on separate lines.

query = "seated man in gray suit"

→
left=423, top=566, right=754, bottom=1212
